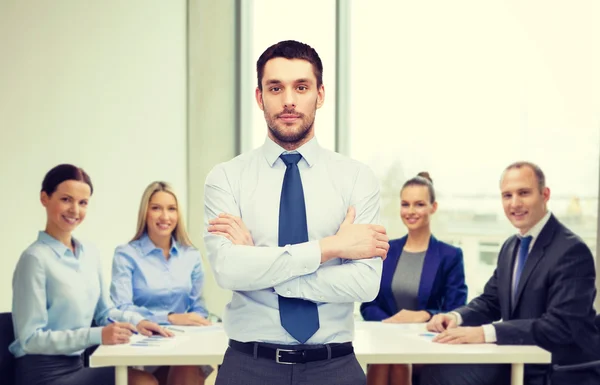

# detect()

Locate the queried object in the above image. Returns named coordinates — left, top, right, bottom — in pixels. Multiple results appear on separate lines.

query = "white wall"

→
left=187, top=0, right=237, bottom=318
left=0, top=2, right=187, bottom=312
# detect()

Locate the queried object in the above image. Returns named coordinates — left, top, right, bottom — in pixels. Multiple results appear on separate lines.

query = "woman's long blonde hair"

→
left=131, top=181, right=194, bottom=247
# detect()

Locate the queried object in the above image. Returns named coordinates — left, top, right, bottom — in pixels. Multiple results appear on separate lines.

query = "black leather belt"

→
left=228, top=339, right=354, bottom=364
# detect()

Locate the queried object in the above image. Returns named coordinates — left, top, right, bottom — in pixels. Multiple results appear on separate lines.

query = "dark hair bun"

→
left=417, top=171, right=433, bottom=184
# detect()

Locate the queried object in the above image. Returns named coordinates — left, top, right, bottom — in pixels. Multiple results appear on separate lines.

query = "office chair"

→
left=0, top=312, right=16, bottom=385
left=551, top=315, right=600, bottom=376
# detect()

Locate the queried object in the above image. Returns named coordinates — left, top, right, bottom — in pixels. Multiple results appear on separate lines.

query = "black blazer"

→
left=456, top=214, right=600, bottom=385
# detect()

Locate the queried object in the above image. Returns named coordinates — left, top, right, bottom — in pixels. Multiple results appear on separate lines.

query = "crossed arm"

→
left=203, top=165, right=388, bottom=303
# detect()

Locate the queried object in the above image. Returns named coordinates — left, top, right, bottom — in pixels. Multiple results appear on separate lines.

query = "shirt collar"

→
left=37, top=231, right=83, bottom=257
left=140, top=233, right=179, bottom=256
left=518, top=210, right=552, bottom=242
left=262, top=136, right=319, bottom=168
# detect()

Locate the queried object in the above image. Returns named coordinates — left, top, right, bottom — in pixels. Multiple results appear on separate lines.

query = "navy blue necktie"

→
left=278, top=153, right=320, bottom=343
left=513, top=235, right=533, bottom=301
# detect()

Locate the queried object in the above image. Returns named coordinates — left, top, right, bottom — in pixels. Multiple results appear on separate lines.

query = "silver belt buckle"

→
left=275, top=348, right=296, bottom=364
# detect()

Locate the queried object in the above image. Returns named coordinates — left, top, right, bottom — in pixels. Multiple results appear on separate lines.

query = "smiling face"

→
left=255, top=57, right=324, bottom=149
left=400, top=185, right=437, bottom=231
left=500, top=166, right=550, bottom=234
left=41, top=180, right=91, bottom=238
left=145, top=191, right=178, bottom=240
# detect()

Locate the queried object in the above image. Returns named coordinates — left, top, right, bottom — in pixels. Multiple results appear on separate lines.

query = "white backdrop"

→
left=0, top=1, right=187, bottom=311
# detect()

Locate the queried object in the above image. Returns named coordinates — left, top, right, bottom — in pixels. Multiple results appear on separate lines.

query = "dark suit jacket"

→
left=456, top=214, right=600, bottom=385
left=361, top=235, right=468, bottom=321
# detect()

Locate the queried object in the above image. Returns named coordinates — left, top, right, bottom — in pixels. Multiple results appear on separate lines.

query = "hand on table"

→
left=427, top=313, right=458, bottom=332
left=101, top=322, right=136, bottom=345
left=383, top=309, right=431, bottom=323
left=168, top=313, right=212, bottom=326
left=136, top=320, right=173, bottom=337
left=432, top=326, right=485, bottom=344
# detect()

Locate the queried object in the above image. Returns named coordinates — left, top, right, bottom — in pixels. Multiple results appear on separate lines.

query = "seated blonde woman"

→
left=110, top=181, right=213, bottom=385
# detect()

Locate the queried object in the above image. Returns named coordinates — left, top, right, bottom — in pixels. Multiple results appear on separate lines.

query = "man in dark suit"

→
left=420, top=161, right=600, bottom=385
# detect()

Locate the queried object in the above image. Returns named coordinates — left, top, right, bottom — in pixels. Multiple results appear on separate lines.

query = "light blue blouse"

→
left=110, top=233, right=208, bottom=325
left=10, top=231, right=143, bottom=358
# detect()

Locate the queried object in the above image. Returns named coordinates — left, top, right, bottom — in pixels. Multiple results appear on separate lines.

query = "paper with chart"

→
left=126, top=334, right=187, bottom=349
left=164, top=324, right=224, bottom=334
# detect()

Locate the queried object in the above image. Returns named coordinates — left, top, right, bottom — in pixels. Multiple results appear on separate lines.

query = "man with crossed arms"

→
left=204, top=40, right=388, bottom=385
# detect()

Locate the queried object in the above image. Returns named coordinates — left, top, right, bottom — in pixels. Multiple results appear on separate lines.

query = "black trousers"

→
left=216, top=346, right=366, bottom=385
left=419, top=363, right=600, bottom=385
left=15, top=354, right=115, bottom=385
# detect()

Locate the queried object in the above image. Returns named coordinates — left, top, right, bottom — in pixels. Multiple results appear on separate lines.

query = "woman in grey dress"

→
left=361, top=172, right=468, bottom=385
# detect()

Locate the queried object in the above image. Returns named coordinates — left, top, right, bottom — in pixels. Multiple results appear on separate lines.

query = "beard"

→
left=264, top=102, right=317, bottom=145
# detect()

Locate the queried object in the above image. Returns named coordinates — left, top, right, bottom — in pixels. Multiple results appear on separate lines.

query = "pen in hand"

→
left=107, top=317, right=138, bottom=334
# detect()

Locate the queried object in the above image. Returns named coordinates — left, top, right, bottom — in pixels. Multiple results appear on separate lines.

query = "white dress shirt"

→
left=453, top=210, right=552, bottom=342
left=204, top=136, right=383, bottom=344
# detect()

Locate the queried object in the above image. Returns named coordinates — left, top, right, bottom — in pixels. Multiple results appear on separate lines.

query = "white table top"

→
left=90, top=321, right=551, bottom=368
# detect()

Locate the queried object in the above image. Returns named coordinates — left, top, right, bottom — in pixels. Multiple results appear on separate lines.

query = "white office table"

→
left=90, top=322, right=551, bottom=385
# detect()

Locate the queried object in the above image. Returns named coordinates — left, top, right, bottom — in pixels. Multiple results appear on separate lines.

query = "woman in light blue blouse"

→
left=10, top=164, right=168, bottom=385
left=110, top=181, right=211, bottom=385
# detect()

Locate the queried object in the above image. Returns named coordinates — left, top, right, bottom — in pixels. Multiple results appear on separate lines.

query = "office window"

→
left=349, top=1, right=599, bottom=299
left=241, top=0, right=337, bottom=153
left=479, top=242, right=501, bottom=266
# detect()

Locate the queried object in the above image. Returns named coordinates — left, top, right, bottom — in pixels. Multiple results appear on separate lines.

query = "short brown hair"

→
left=256, top=40, right=323, bottom=91
left=502, top=161, right=546, bottom=192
